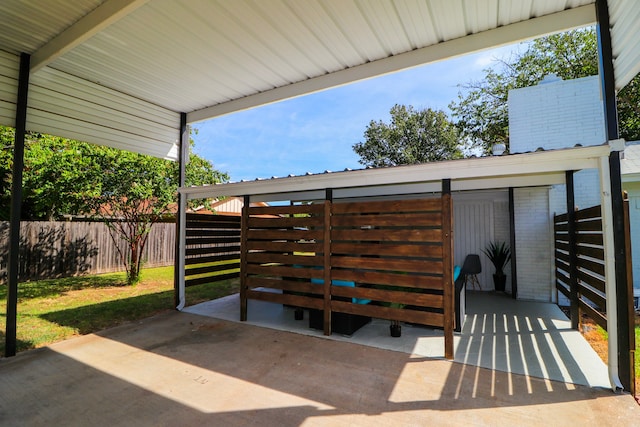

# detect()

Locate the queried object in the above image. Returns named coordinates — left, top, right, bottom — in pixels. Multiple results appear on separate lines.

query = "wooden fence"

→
left=0, top=220, right=175, bottom=282
left=554, top=204, right=608, bottom=329
left=240, top=196, right=454, bottom=359
left=184, top=213, right=241, bottom=287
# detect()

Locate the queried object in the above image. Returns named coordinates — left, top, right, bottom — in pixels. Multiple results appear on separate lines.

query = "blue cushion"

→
left=310, top=277, right=371, bottom=304
left=454, top=265, right=461, bottom=281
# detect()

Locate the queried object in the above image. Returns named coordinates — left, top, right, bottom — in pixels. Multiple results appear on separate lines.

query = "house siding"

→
left=627, top=183, right=640, bottom=289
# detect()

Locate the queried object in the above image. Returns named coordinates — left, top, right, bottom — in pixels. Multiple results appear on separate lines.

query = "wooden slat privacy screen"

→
left=240, top=196, right=454, bottom=359
left=554, top=205, right=607, bottom=330
left=184, top=213, right=241, bottom=287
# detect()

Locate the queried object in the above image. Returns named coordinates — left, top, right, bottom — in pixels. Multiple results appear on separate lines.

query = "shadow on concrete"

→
left=456, top=291, right=604, bottom=387
left=2, top=306, right=636, bottom=425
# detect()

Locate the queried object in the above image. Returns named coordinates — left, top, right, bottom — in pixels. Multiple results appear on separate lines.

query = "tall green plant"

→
left=482, top=241, right=511, bottom=277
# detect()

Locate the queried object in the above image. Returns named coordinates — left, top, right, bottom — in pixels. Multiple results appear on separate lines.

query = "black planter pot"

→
left=493, top=273, right=507, bottom=292
left=390, top=323, right=402, bottom=337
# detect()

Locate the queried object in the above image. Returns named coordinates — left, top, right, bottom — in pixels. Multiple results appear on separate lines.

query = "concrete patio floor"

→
left=185, top=290, right=611, bottom=388
left=1, top=295, right=638, bottom=426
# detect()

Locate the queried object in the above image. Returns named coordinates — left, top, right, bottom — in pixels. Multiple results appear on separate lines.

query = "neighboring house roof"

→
left=192, top=197, right=269, bottom=216
left=622, top=142, right=640, bottom=182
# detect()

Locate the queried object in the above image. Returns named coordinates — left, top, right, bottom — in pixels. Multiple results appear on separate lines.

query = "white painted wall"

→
left=452, top=190, right=511, bottom=292
left=509, top=75, right=605, bottom=153
left=513, top=187, right=552, bottom=302
left=508, top=75, right=606, bottom=302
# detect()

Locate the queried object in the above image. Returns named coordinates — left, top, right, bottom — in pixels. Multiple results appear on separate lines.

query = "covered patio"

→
left=185, top=290, right=610, bottom=389
left=1, top=0, right=637, bottom=414
left=1, top=309, right=636, bottom=426
left=178, top=143, right=620, bottom=390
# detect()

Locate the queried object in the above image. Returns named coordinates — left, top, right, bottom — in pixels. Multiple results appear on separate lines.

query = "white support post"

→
left=599, top=155, right=623, bottom=390
left=176, top=193, right=187, bottom=310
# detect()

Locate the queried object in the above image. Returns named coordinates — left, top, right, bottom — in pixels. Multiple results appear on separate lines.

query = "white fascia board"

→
left=186, top=5, right=595, bottom=123
left=180, top=145, right=610, bottom=200
left=30, top=0, right=151, bottom=73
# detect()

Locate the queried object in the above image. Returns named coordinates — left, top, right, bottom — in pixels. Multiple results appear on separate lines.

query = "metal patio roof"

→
left=179, top=143, right=614, bottom=202
left=1, top=1, right=639, bottom=160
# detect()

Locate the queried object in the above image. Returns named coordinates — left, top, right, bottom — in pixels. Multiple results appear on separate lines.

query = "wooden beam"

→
left=323, top=189, right=332, bottom=336
left=442, top=179, right=454, bottom=360
left=240, top=195, right=250, bottom=321
left=30, top=0, right=150, bottom=73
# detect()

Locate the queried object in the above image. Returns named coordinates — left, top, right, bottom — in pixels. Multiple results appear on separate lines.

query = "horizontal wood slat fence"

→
left=240, top=196, right=454, bottom=359
left=554, top=204, right=608, bottom=330
left=0, top=221, right=175, bottom=282
left=184, top=213, right=241, bottom=287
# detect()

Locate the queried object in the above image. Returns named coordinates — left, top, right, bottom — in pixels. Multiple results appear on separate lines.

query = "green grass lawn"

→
left=0, top=266, right=239, bottom=355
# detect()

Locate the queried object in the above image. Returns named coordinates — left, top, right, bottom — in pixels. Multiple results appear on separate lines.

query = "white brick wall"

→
left=509, top=75, right=605, bottom=153
left=549, top=169, right=602, bottom=216
left=513, top=187, right=552, bottom=302
left=508, top=75, right=607, bottom=303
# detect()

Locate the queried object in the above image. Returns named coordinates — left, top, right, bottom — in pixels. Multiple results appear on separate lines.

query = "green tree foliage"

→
left=353, top=104, right=462, bottom=167
left=23, top=135, right=103, bottom=220
left=449, top=28, right=640, bottom=154
left=0, top=125, right=228, bottom=284
left=0, top=126, right=14, bottom=219
left=85, top=149, right=177, bottom=285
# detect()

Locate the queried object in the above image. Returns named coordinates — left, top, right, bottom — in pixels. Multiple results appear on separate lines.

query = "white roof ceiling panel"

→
left=2, top=0, right=639, bottom=159
left=393, top=1, right=438, bottom=48
left=0, top=0, right=102, bottom=54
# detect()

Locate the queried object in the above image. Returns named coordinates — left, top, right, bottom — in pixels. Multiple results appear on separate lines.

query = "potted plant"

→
left=482, top=241, right=511, bottom=292
left=389, top=302, right=404, bottom=337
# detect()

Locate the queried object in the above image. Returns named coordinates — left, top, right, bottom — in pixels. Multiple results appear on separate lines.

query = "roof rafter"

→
left=187, top=4, right=596, bottom=123
left=30, top=0, right=150, bottom=73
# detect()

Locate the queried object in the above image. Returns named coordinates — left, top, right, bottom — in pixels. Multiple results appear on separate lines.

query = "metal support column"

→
left=508, top=188, right=517, bottom=299
left=174, top=113, right=188, bottom=310
left=5, top=53, right=31, bottom=357
left=596, top=0, right=632, bottom=392
left=565, top=171, right=579, bottom=330
left=441, top=179, right=454, bottom=360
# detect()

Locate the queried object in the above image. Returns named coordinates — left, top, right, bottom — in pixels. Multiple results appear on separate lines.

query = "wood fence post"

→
left=240, top=195, right=250, bottom=321
left=323, top=189, right=332, bottom=336
left=442, top=179, right=454, bottom=360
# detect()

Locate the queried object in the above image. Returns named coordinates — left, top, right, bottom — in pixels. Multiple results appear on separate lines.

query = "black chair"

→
left=461, top=254, right=482, bottom=290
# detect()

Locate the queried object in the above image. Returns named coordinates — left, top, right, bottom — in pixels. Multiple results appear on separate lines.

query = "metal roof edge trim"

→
left=180, top=144, right=610, bottom=199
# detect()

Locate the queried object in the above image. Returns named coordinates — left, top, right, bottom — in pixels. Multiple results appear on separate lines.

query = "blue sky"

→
left=192, top=44, right=519, bottom=182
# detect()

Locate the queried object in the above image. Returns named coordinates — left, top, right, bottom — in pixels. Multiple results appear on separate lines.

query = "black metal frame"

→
left=5, top=53, right=30, bottom=357
left=174, top=112, right=188, bottom=308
